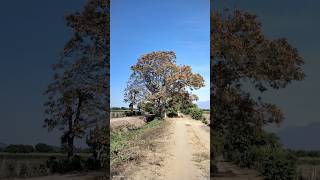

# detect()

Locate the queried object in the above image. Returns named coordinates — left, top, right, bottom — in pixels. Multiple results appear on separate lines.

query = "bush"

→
left=167, top=108, right=178, bottom=117
left=190, top=108, right=203, bottom=120
left=85, top=157, right=101, bottom=170
left=47, top=156, right=83, bottom=174
left=46, top=156, right=60, bottom=173
left=47, top=155, right=103, bottom=174
left=125, top=111, right=142, bottom=116
left=250, top=146, right=297, bottom=180
left=70, top=155, right=84, bottom=171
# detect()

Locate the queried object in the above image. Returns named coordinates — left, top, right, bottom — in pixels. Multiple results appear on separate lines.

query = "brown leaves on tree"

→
left=126, top=51, right=205, bottom=117
left=43, top=0, right=109, bottom=158
left=211, top=9, right=305, bottom=154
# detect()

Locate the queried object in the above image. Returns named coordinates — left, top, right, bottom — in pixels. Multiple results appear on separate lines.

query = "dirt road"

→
left=126, top=117, right=210, bottom=180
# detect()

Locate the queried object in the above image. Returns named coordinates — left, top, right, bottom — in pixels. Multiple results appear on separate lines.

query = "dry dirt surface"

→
left=119, top=117, right=210, bottom=180
left=110, top=116, right=146, bottom=132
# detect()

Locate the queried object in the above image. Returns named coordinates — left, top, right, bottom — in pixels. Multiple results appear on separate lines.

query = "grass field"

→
left=0, top=153, right=91, bottom=179
left=296, top=157, right=320, bottom=179
left=111, top=110, right=127, bottom=118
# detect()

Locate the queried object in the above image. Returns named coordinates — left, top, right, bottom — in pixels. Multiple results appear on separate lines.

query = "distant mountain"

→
left=276, top=122, right=320, bottom=150
left=197, top=100, right=210, bottom=109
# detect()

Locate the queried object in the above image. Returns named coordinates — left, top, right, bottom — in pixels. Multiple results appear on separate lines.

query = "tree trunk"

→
left=67, top=105, right=74, bottom=159
left=129, top=103, right=133, bottom=112
left=67, top=136, right=74, bottom=159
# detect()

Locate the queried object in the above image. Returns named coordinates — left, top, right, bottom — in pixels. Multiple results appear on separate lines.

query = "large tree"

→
left=43, top=0, right=108, bottom=159
left=128, top=51, right=204, bottom=118
left=211, top=8, right=305, bottom=171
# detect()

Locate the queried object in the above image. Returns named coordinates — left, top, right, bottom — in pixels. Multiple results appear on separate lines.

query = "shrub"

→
left=47, top=156, right=85, bottom=174
left=190, top=108, right=203, bottom=120
left=46, top=156, right=60, bottom=173
left=167, top=108, right=178, bottom=117
left=70, top=155, right=84, bottom=171
left=125, top=111, right=142, bottom=116
left=19, top=163, right=28, bottom=177
left=85, top=157, right=101, bottom=170
left=252, top=146, right=297, bottom=180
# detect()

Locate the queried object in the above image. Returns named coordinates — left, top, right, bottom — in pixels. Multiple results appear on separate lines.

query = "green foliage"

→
left=167, top=107, right=178, bottom=117
left=35, top=143, right=54, bottom=153
left=124, top=110, right=142, bottom=116
left=254, top=147, right=297, bottom=180
left=190, top=108, right=203, bottom=120
left=4, top=144, right=34, bottom=153
left=141, top=101, right=155, bottom=114
left=111, top=107, right=128, bottom=110
left=180, top=103, right=204, bottom=120
left=46, top=155, right=102, bottom=174
left=180, top=103, right=197, bottom=115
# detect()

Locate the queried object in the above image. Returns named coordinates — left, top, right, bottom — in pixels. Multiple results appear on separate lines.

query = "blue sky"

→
left=111, top=0, right=210, bottom=107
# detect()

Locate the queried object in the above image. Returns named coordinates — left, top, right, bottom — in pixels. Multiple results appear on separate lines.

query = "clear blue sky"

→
left=111, top=0, right=210, bottom=107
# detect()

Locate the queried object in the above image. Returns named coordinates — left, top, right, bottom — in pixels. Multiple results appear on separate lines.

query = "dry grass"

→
left=110, top=116, right=146, bottom=132
left=110, top=118, right=168, bottom=178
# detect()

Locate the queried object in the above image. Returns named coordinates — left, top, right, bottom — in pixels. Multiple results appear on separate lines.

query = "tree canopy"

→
left=125, top=51, right=205, bottom=117
left=211, top=9, right=305, bottom=177
left=43, top=0, right=109, bottom=159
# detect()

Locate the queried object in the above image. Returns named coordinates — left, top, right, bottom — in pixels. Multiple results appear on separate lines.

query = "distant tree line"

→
left=288, top=149, right=320, bottom=158
left=111, top=107, right=129, bottom=110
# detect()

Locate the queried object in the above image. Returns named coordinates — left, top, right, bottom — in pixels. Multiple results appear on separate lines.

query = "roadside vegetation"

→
left=110, top=117, right=167, bottom=177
